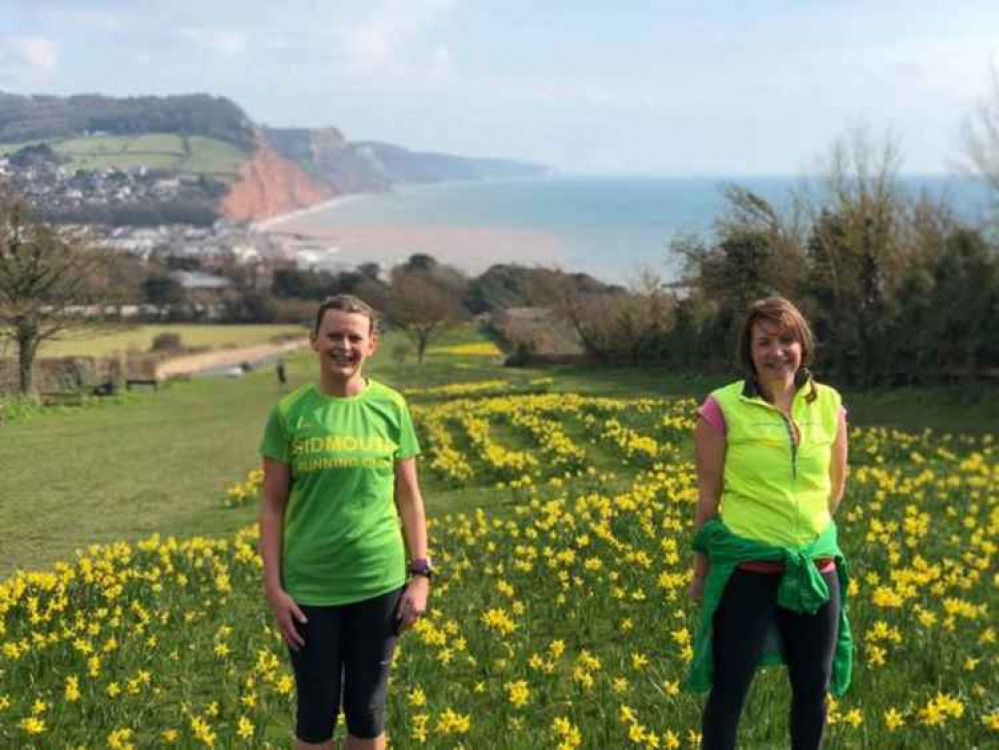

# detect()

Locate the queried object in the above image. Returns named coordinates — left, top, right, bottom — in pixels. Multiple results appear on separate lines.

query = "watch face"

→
left=410, top=559, right=434, bottom=576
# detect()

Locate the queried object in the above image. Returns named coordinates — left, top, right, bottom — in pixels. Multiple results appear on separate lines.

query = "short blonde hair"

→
left=312, top=294, right=380, bottom=336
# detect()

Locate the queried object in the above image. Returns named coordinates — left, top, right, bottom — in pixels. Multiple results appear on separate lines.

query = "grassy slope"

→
left=0, top=329, right=532, bottom=575
left=1, top=325, right=996, bottom=576
left=35, top=323, right=308, bottom=358
left=0, top=133, right=248, bottom=177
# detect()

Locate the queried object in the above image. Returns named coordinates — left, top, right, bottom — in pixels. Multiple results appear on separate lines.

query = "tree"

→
left=142, top=275, right=185, bottom=308
left=387, top=268, right=464, bottom=364
left=272, top=268, right=322, bottom=299
left=524, top=268, right=636, bottom=362
left=925, top=228, right=999, bottom=378
left=805, top=129, right=908, bottom=384
left=963, top=65, right=999, bottom=198
left=666, top=187, right=806, bottom=369
left=0, top=196, right=116, bottom=394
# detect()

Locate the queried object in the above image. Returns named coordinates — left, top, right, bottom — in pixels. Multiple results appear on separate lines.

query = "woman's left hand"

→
left=396, top=576, right=430, bottom=632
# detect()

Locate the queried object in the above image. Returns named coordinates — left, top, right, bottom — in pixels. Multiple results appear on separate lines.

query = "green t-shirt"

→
left=260, top=380, right=420, bottom=606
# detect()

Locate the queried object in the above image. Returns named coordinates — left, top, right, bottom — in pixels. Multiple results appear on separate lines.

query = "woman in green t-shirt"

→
left=259, top=294, right=432, bottom=750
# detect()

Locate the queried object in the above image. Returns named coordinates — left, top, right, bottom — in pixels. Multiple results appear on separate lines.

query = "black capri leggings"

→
left=289, top=587, right=404, bottom=743
left=701, top=568, right=840, bottom=750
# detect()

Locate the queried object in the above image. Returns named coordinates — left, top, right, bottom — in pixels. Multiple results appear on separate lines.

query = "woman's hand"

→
left=267, top=586, right=307, bottom=650
left=396, top=576, right=430, bottom=632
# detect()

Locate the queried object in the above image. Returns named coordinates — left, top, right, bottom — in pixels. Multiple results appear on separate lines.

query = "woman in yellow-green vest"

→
left=686, top=297, right=852, bottom=750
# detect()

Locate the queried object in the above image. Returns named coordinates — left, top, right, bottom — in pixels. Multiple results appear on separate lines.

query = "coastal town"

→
left=0, top=142, right=226, bottom=224
left=0, top=140, right=354, bottom=318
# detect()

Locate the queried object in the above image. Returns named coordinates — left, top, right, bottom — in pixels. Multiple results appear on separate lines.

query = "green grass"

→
left=1, top=324, right=997, bottom=576
left=0, top=133, right=248, bottom=176
left=34, top=323, right=307, bottom=358
left=1, top=325, right=997, bottom=747
left=0, top=330, right=515, bottom=575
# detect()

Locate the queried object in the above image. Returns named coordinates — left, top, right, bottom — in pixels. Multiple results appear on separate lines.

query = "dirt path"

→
left=154, top=338, right=309, bottom=379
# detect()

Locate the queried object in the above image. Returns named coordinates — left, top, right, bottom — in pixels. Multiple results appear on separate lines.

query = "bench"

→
left=126, top=378, right=159, bottom=391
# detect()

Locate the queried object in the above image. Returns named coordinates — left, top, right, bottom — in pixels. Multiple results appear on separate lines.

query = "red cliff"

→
left=222, top=147, right=334, bottom=222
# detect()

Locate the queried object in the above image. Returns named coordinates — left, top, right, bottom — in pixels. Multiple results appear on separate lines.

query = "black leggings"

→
left=289, top=587, right=404, bottom=743
left=701, top=568, right=840, bottom=750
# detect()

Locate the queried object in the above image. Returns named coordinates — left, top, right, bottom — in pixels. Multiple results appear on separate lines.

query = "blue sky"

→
left=2, top=0, right=998, bottom=175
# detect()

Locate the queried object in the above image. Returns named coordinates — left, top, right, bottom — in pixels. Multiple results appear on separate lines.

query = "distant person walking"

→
left=259, top=294, right=432, bottom=750
left=276, top=357, right=287, bottom=387
left=685, top=297, right=853, bottom=750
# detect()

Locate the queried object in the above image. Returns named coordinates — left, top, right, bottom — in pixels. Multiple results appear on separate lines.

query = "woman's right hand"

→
left=267, top=587, right=307, bottom=650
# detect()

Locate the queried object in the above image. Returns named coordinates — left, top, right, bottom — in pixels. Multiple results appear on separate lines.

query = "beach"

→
left=258, top=187, right=571, bottom=274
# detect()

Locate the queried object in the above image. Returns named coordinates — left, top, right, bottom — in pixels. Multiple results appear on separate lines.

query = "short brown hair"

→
left=737, top=296, right=815, bottom=377
left=312, top=294, right=380, bottom=336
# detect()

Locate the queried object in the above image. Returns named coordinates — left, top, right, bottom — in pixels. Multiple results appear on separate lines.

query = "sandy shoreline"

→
left=252, top=193, right=371, bottom=231
left=256, top=189, right=568, bottom=273
left=262, top=222, right=569, bottom=274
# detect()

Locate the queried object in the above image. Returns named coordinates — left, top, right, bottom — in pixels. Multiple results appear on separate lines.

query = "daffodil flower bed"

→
left=3, top=388, right=997, bottom=748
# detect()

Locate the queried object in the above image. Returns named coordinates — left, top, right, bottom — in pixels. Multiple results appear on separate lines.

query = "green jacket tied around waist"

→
left=684, top=518, right=853, bottom=696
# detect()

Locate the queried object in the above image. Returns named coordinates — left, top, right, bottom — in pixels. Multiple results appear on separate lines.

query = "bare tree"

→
left=387, top=268, right=464, bottom=364
left=525, top=267, right=674, bottom=363
left=963, top=64, right=999, bottom=196
left=525, top=268, right=613, bottom=361
left=0, top=196, right=117, bottom=394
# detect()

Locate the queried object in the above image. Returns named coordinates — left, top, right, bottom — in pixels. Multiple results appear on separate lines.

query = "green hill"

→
left=0, top=133, right=249, bottom=178
left=0, top=91, right=255, bottom=149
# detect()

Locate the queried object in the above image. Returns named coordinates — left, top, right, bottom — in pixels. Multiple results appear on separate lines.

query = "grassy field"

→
left=0, top=326, right=996, bottom=747
left=2, top=325, right=997, bottom=574
left=0, top=133, right=248, bottom=176
left=34, top=323, right=308, bottom=358
left=0, top=329, right=538, bottom=574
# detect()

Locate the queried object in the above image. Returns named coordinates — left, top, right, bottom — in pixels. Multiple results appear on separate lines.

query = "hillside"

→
left=0, top=91, right=550, bottom=224
left=263, top=127, right=550, bottom=193
left=0, top=92, right=255, bottom=149
left=0, top=133, right=247, bottom=176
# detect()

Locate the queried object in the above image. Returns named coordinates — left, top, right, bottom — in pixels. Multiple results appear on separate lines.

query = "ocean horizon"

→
left=268, top=174, right=994, bottom=284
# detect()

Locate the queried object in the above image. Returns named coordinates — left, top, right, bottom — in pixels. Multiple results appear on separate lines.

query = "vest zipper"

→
left=778, top=407, right=801, bottom=543
left=778, top=411, right=799, bottom=479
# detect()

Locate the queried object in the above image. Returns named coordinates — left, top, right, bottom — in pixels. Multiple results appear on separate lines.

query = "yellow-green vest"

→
left=712, top=377, right=842, bottom=547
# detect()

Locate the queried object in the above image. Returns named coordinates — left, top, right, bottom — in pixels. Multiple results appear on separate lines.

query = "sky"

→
left=2, top=0, right=998, bottom=176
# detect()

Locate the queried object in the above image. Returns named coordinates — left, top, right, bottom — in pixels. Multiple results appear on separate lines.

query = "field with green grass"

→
left=31, top=323, right=308, bottom=358
left=0, top=133, right=248, bottom=176
left=0, top=326, right=996, bottom=748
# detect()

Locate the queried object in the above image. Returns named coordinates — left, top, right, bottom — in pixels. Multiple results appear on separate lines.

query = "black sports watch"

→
left=408, top=557, right=435, bottom=580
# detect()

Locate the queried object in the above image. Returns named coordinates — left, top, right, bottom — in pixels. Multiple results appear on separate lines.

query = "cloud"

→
left=181, top=28, right=247, bottom=58
left=339, top=0, right=455, bottom=76
left=0, top=36, right=58, bottom=71
left=431, top=45, right=453, bottom=76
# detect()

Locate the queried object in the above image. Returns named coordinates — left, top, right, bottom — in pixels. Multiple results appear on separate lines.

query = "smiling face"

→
left=311, top=309, right=378, bottom=387
left=750, top=318, right=803, bottom=383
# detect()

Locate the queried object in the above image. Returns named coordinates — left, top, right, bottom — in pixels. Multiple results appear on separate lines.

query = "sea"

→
left=271, top=175, right=994, bottom=284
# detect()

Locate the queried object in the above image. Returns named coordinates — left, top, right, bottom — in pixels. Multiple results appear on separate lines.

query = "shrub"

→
left=149, top=333, right=183, bottom=352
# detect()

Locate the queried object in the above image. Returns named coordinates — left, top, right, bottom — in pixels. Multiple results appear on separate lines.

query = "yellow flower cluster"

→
left=405, top=379, right=511, bottom=397
left=223, top=467, right=263, bottom=508
left=428, top=342, right=504, bottom=358
left=2, top=384, right=996, bottom=748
